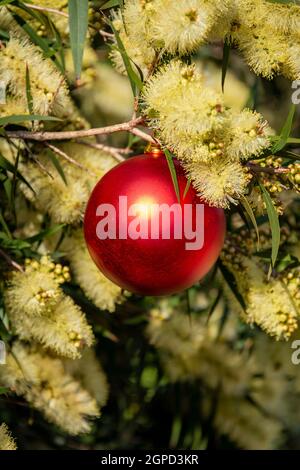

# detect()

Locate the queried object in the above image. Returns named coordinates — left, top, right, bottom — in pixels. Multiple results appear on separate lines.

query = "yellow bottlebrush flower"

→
left=0, top=36, right=70, bottom=117
left=0, top=342, right=100, bottom=435
left=226, top=109, right=272, bottom=161
left=21, top=159, right=89, bottom=225
left=143, top=61, right=226, bottom=147
left=233, top=24, right=289, bottom=80
left=259, top=0, right=300, bottom=38
left=183, top=158, right=251, bottom=208
left=62, top=230, right=125, bottom=313
left=63, top=348, right=109, bottom=407
left=147, top=306, right=253, bottom=394
left=20, top=143, right=116, bottom=225
left=221, top=238, right=299, bottom=341
left=0, top=424, right=17, bottom=451
left=4, top=256, right=94, bottom=358
left=149, top=0, right=230, bottom=55
left=206, top=394, right=283, bottom=450
left=123, top=0, right=154, bottom=52
left=147, top=301, right=289, bottom=449
left=110, top=10, right=156, bottom=77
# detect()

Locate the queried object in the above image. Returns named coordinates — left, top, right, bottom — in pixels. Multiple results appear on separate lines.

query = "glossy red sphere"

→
left=84, top=152, right=226, bottom=296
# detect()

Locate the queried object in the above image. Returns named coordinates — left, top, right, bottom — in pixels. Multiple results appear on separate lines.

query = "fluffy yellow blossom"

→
left=149, top=0, right=231, bottom=55
left=206, top=394, right=282, bottom=450
left=0, top=36, right=70, bottom=117
left=4, top=256, right=94, bottom=358
left=147, top=302, right=289, bottom=449
left=20, top=143, right=116, bottom=224
left=0, top=424, right=17, bottom=451
left=226, top=109, right=272, bottom=160
left=0, top=342, right=101, bottom=435
left=143, top=61, right=227, bottom=155
left=184, top=158, right=251, bottom=208
left=221, top=235, right=299, bottom=341
left=63, top=348, right=109, bottom=407
left=62, top=230, right=125, bottom=313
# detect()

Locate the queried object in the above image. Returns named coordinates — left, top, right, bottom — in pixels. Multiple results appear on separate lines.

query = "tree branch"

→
left=76, top=140, right=130, bottom=162
left=247, top=162, right=290, bottom=175
left=5, top=117, right=146, bottom=142
left=44, top=142, right=96, bottom=174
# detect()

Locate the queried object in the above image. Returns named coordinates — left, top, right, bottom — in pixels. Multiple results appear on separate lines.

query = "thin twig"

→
left=6, top=117, right=145, bottom=142
left=77, top=140, right=130, bottom=162
left=23, top=3, right=69, bottom=17
left=247, top=163, right=290, bottom=174
left=99, top=29, right=114, bottom=39
left=23, top=3, right=114, bottom=40
left=130, top=127, right=156, bottom=144
left=44, top=142, right=96, bottom=175
left=0, top=249, right=24, bottom=272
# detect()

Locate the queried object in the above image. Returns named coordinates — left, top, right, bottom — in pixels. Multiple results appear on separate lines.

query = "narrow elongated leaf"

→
left=221, top=40, right=230, bottom=92
left=47, top=150, right=68, bottom=185
left=259, top=182, right=280, bottom=270
left=164, top=149, right=180, bottom=203
left=25, top=65, right=34, bottom=116
left=0, top=154, right=34, bottom=192
left=240, top=195, right=260, bottom=250
left=272, top=104, right=296, bottom=153
left=0, top=114, right=61, bottom=126
left=68, top=0, right=89, bottom=80
left=218, top=260, right=246, bottom=311
left=26, top=224, right=65, bottom=243
left=109, top=19, right=143, bottom=95
left=183, top=178, right=191, bottom=199
left=101, top=0, right=120, bottom=8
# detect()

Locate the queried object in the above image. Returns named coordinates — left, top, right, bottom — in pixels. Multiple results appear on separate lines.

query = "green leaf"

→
left=109, top=19, right=143, bottom=95
left=218, top=260, right=246, bottom=311
left=0, top=114, right=61, bottom=126
left=240, top=195, right=260, bottom=250
left=272, top=104, right=296, bottom=153
left=259, top=182, right=280, bottom=271
left=100, top=0, right=120, bottom=8
left=25, top=64, right=34, bottom=116
left=0, top=154, right=34, bottom=192
left=68, top=0, right=89, bottom=81
left=164, top=149, right=180, bottom=203
left=47, top=150, right=68, bottom=185
left=0, top=388, right=9, bottom=395
left=0, top=0, right=15, bottom=5
left=26, top=224, right=65, bottom=244
left=206, top=289, right=222, bottom=324
left=0, top=210, right=11, bottom=238
left=183, top=178, right=191, bottom=199
left=221, top=40, right=230, bottom=92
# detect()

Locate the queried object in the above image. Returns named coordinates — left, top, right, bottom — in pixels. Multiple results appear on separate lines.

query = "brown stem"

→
left=44, top=142, right=95, bottom=174
left=247, top=162, right=290, bottom=175
left=76, top=140, right=130, bottom=163
left=23, top=3, right=69, bottom=17
left=0, top=249, right=24, bottom=272
left=5, top=117, right=145, bottom=142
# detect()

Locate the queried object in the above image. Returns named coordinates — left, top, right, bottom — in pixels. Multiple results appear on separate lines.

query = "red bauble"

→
left=84, top=151, right=226, bottom=296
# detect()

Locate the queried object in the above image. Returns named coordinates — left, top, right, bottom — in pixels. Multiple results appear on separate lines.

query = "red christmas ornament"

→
left=84, top=149, right=226, bottom=296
